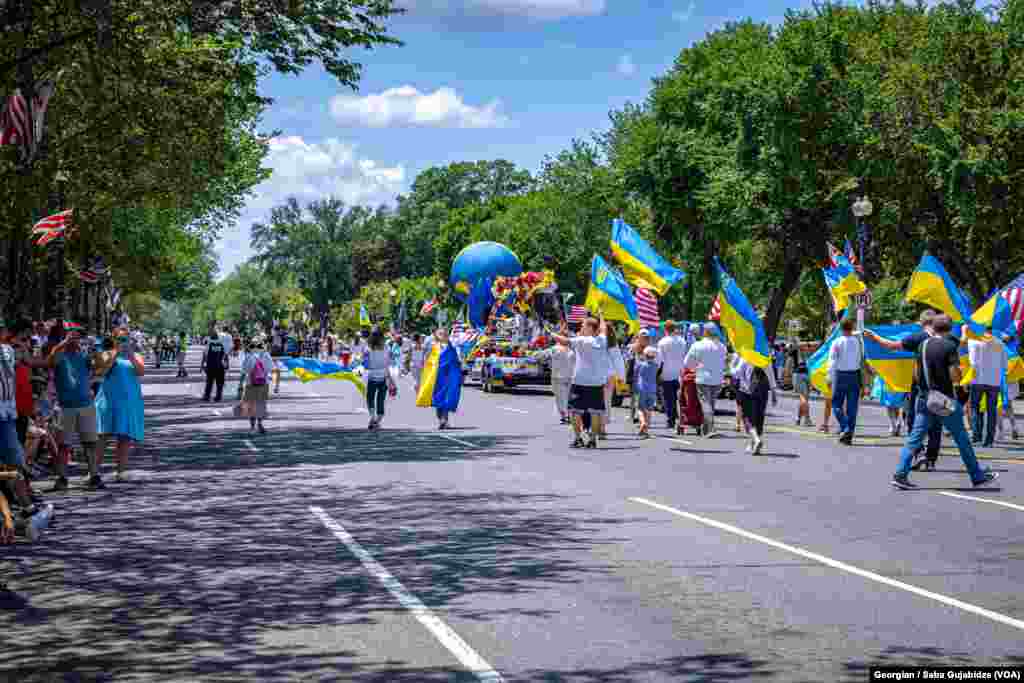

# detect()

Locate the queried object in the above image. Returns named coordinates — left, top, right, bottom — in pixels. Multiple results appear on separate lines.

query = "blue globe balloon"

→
left=449, top=242, right=523, bottom=298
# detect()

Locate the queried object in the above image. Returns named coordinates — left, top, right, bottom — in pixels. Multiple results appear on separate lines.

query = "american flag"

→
left=33, top=209, right=73, bottom=246
left=420, top=298, right=438, bottom=317
left=635, top=287, right=660, bottom=328
left=566, top=305, right=587, bottom=324
left=0, top=83, right=56, bottom=162
left=63, top=321, right=83, bottom=331
left=1000, top=274, right=1024, bottom=328
left=708, top=295, right=721, bottom=322
left=826, top=242, right=843, bottom=268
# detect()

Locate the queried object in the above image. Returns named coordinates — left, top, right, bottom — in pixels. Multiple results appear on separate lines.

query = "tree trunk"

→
left=764, top=257, right=804, bottom=341
left=683, top=277, right=694, bottom=321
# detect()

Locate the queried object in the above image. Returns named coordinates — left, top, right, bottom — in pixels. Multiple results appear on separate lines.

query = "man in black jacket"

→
left=201, top=326, right=229, bottom=402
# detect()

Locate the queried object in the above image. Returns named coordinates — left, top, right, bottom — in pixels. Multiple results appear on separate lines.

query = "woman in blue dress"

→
left=94, top=328, right=145, bottom=483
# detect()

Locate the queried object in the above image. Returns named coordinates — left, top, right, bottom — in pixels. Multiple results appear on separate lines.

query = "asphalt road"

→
left=3, top=346, right=1024, bottom=682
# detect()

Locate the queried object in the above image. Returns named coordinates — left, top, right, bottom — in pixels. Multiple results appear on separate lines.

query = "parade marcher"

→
left=865, top=310, right=942, bottom=468
left=47, top=327, right=100, bottom=491
left=201, top=326, right=229, bottom=403
left=239, top=340, right=272, bottom=434
left=999, top=371, right=1020, bottom=441
left=733, top=354, right=777, bottom=454
left=94, top=329, right=145, bottom=483
left=405, top=334, right=428, bottom=395
left=628, top=331, right=654, bottom=425
left=363, top=329, right=393, bottom=430
left=893, top=315, right=998, bottom=489
left=788, top=340, right=813, bottom=427
left=871, top=374, right=906, bottom=437
left=601, top=326, right=625, bottom=436
left=538, top=328, right=575, bottom=424
left=551, top=316, right=609, bottom=449
left=963, top=325, right=1008, bottom=448
left=634, top=346, right=660, bottom=438
left=425, top=328, right=461, bottom=429
left=176, top=332, right=188, bottom=378
left=684, top=323, right=727, bottom=437
left=656, top=321, right=688, bottom=430
left=828, top=317, right=863, bottom=446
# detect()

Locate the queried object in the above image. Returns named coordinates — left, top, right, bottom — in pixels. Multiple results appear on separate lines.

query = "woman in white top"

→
left=603, top=326, right=626, bottom=433
left=539, top=330, right=575, bottom=424
left=363, top=330, right=393, bottom=430
left=405, top=333, right=428, bottom=394
left=240, top=340, right=274, bottom=434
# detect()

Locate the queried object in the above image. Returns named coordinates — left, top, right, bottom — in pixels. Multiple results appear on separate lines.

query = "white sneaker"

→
left=745, top=441, right=754, bottom=453
left=753, top=436, right=764, bottom=455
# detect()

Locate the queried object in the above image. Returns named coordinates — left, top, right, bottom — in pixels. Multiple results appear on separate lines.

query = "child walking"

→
left=634, top=347, right=659, bottom=438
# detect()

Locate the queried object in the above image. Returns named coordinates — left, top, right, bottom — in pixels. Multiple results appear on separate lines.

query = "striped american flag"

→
left=635, top=287, right=660, bottom=328
left=0, top=83, right=55, bottom=159
left=1000, top=274, right=1024, bottom=329
left=567, top=305, right=587, bottom=324
left=33, top=209, right=73, bottom=246
left=708, top=295, right=721, bottom=322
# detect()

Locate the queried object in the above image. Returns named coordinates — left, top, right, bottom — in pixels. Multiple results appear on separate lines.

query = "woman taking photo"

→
left=94, top=328, right=145, bottom=483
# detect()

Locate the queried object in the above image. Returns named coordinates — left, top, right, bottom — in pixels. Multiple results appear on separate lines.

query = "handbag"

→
left=921, top=338, right=955, bottom=417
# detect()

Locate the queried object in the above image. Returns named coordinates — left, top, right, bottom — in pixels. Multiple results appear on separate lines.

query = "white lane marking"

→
left=497, top=407, right=528, bottom=414
left=630, top=497, right=1024, bottom=632
left=244, top=439, right=259, bottom=453
left=657, top=435, right=695, bottom=446
left=310, top=507, right=503, bottom=681
left=211, top=409, right=222, bottom=417
left=439, top=433, right=479, bottom=449
left=938, top=491, right=1024, bottom=513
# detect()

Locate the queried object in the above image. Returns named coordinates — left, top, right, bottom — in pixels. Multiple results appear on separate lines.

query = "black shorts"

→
left=569, top=384, right=605, bottom=416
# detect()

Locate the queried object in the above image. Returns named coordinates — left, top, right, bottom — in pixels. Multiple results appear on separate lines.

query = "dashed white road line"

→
left=630, top=496, right=1024, bottom=632
left=211, top=409, right=222, bottom=417
left=657, top=435, right=695, bottom=446
left=438, top=433, right=479, bottom=449
left=497, top=407, right=528, bottom=414
left=309, top=507, right=503, bottom=682
left=938, top=491, right=1024, bottom=513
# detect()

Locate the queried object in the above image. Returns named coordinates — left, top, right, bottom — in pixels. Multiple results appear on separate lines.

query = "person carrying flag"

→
left=550, top=316, right=610, bottom=449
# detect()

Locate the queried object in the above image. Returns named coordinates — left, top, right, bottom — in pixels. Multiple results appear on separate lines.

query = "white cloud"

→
left=399, top=0, right=605, bottom=20
left=215, top=136, right=406, bottom=276
left=616, top=54, right=637, bottom=77
left=329, top=86, right=511, bottom=129
left=672, top=0, right=696, bottom=23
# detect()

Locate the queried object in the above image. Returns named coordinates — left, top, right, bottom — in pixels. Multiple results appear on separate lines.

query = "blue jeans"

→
left=0, top=418, right=25, bottom=467
left=907, top=384, right=942, bottom=460
left=897, top=398, right=986, bottom=482
left=970, top=384, right=999, bottom=446
left=832, top=371, right=861, bottom=436
left=366, top=380, right=387, bottom=418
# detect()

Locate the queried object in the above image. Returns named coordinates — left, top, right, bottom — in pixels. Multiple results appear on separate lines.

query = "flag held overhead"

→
left=905, top=253, right=973, bottom=323
left=610, top=219, right=685, bottom=297
left=584, top=254, right=640, bottom=332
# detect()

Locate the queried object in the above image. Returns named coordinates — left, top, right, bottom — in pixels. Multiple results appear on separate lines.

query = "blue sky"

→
left=215, top=0, right=817, bottom=276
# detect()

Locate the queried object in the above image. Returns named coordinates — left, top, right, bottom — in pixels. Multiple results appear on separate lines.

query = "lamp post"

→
left=851, top=194, right=873, bottom=331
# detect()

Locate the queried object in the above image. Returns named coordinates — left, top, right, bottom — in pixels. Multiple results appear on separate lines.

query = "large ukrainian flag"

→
left=968, top=292, right=1017, bottom=337
left=584, top=254, right=640, bottom=333
left=610, top=219, right=685, bottom=296
left=416, top=341, right=463, bottom=411
left=822, top=254, right=866, bottom=314
left=863, top=324, right=921, bottom=393
left=279, top=358, right=366, bottom=394
left=807, top=323, right=843, bottom=398
left=714, top=258, right=771, bottom=368
left=905, top=253, right=973, bottom=323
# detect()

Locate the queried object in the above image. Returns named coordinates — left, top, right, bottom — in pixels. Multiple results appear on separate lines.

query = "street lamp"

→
left=851, top=194, right=873, bottom=331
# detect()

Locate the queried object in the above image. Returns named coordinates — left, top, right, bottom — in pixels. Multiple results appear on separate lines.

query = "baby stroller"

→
left=677, top=368, right=704, bottom=436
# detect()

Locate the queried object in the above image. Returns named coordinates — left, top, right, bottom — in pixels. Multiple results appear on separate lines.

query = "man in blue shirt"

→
left=48, top=328, right=100, bottom=490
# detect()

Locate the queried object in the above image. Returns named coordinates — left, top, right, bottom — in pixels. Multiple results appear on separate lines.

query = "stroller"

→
left=677, top=368, right=704, bottom=436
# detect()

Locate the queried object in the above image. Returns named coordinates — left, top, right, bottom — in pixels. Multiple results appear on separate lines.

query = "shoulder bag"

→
left=921, top=338, right=955, bottom=417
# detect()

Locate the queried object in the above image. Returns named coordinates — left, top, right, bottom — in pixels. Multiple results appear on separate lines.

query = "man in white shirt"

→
left=828, top=317, right=863, bottom=445
left=551, top=316, right=608, bottom=449
left=964, top=325, right=1008, bottom=447
left=657, top=321, right=688, bottom=430
left=684, top=323, right=728, bottom=437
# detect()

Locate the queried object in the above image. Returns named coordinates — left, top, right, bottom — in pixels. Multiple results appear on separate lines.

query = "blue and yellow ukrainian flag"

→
left=584, top=254, right=640, bottom=333
left=359, top=303, right=371, bottom=327
left=807, top=323, right=843, bottom=398
left=279, top=358, right=366, bottom=395
left=714, top=258, right=771, bottom=368
left=610, top=219, right=685, bottom=297
left=822, top=253, right=866, bottom=314
left=863, top=324, right=921, bottom=393
left=905, top=253, right=973, bottom=323
left=968, top=292, right=1016, bottom=337
left=416, top=342, right=463, bottom=411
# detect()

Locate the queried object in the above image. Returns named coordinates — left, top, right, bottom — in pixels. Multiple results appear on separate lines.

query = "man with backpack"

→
left=201, top=326, right=229, bottom=402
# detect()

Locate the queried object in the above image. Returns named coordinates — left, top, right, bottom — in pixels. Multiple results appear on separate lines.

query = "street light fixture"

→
left=851, top=194, right=873, bottom=331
